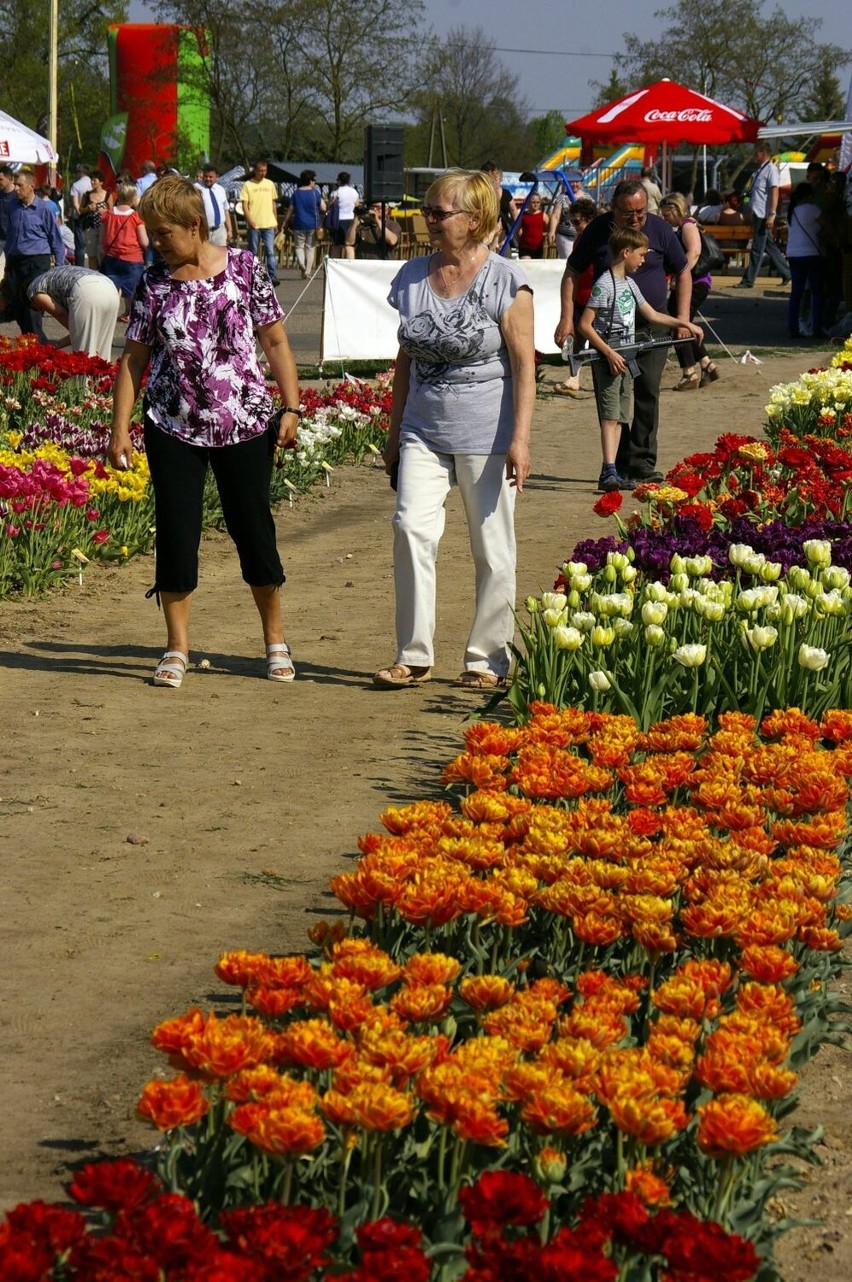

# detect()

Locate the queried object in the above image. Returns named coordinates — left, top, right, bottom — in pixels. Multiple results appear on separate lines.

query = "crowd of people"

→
left=1, top=146, right=849, bottom=687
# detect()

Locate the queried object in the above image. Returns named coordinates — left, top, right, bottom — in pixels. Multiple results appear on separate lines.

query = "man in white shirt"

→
left=735, top=143, right=791, bottom=288
left=195, top=165, right=232, bottom=246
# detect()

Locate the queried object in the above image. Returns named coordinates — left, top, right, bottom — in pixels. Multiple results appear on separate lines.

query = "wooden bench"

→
left=699, top=222, right=751, bottom=273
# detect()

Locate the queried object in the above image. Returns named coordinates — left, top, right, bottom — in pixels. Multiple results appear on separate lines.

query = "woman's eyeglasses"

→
left=420, top=205, right=466, bottom=222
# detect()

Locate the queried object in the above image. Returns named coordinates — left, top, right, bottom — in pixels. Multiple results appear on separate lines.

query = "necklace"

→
left=434, top=245, right=483, bottom=297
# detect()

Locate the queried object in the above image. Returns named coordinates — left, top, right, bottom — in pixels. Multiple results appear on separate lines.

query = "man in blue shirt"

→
left=554, top=179, right=691, bottom=482
left=5, top=167, right=65, bottom=340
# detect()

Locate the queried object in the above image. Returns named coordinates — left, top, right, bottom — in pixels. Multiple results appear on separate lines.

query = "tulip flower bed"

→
left=511, top=347, right=852, bottom=726
left=0, top=338, right=391, bottom=598
left=5, top=706, right=847, bottom=1278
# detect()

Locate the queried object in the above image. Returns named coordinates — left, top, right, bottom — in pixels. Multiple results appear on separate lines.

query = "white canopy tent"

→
left=0, top=110, right=58, bottom=165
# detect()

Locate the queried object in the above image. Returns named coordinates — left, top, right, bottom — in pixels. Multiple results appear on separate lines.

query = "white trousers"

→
left=392, top=435, right=517, bottom=676
left=68, top=274, right=121, bottom=360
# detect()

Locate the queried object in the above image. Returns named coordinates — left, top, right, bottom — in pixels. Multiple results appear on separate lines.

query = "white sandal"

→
left=153, top=650, right=188, bottom=688
left=266, top=642, right=295, bottom=682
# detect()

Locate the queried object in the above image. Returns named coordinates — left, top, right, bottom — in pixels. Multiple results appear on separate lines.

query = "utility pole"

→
left=48, top=0, right=59, bottom=183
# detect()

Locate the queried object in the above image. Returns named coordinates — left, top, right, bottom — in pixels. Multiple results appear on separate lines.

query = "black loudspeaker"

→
left=364, top=125, right=405, bottom=202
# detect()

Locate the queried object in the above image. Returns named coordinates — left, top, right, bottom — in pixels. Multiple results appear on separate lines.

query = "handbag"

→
left=692, top=229, right=725, bottom=278
left=325, top=200, right=341, bottom=231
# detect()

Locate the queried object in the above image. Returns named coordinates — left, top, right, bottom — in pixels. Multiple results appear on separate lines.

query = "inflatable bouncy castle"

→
left=102, top=24, right=210, bottom=180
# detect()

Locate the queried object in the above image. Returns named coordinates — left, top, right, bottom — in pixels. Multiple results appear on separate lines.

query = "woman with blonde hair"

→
left=100, top=182, right=149, bottom=320
left=108, top=176, right=301, bottom=689
left=374, top=168, right=535, bottom=691
left=659, top=191, right=719, bottom=389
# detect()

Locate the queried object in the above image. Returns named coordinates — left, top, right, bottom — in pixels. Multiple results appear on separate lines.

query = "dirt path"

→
left=1, top=346, right=849, bottom=1277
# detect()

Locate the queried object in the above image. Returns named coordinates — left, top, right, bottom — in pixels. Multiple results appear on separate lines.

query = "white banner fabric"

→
left=320, top=258, right=567, bottom=363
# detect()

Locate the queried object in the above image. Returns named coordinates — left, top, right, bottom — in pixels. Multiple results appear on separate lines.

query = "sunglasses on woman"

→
left=420, top=205, right=466, bottom=222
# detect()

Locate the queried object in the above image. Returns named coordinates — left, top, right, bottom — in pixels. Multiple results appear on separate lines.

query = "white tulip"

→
left=540, top=592, right=567, bottom=612
left=798, top=644, right=830, bottom=671
left=744, top=625, right=778, bottom=651
left=759, top=560, right=783, bottom=583
left=554, top=625, right=584, bottom=651
left=788, top=565, right=811, bottom=591
left=592, top=624, right=615, bottom=647
left=802, top=539, right=832, bottom=567
left=729, top=543, right=756, bottom=568
left=543, top=607, right=568, bottom=628
left=566, top=561, right=588, bottom=577
left=815, top=589, right=845, bottom=617
left=641, top=601, right=668, bottom=626
left=572, top=611, right=597, bottom=632
left=822, top=566, right=850, bottom=591
left=644, top=624, right=666, bottom=647
left=613, top=618, right=634, bottom=637
left=673, top=644, right=707, bottom=667
left=589, top=670, right=612, bottom=691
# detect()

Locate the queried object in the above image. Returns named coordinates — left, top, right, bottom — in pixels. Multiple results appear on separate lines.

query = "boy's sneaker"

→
left=597, top=467, right=635, bottom=493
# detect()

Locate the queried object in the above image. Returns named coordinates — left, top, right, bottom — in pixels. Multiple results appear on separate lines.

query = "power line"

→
left=493, top=46, right=616, bottom=58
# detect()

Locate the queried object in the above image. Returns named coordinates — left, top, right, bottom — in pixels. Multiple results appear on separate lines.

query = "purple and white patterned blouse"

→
left=126, top=248, right=283, bottom=447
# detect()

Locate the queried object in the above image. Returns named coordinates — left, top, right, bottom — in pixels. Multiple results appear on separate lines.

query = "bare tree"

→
left=254, top=0, right=427, bottom=161
left=413, top=27, right=531, bottom=169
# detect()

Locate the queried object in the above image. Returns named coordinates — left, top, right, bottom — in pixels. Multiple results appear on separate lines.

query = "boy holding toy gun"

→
left=579, top=226, right=703, bottom=493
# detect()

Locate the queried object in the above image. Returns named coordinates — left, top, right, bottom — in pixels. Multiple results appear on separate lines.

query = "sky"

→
left=129, top=0, right=850, bottom=120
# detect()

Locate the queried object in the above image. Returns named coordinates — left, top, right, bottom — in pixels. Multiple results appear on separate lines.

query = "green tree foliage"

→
left=613, top=0, right=847, bottom=125
left=159, top=0, right=427, bottom=165
left=802, top=66, right=846, bottom=124
left=0, top=0, right=127, bottom=169
left=409, top=27, right=532, bottom=169
left=529, top=110, right=571, bottom=163
left=589, top=69, right=632, bottom=110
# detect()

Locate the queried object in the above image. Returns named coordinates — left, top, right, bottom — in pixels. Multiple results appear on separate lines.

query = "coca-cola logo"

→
left=644, top=109, right=714, bottom=122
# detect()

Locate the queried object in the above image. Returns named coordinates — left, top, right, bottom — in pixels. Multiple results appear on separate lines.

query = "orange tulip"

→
left=230, top=1102, right=326, bottom=1155
left=459, top=974, right=515, bottom=1012
left=521, top=1084, right=598, bottom=1137
left=278, top=1019, right=353, bottom=1071
left=696, top=1094, right=779, bottom=1157
left=391, top=984, right=453, bottom=1024
left=137, top=1074, right=209, bottom=1130
left=607, top=1093, right=689, bottom=1146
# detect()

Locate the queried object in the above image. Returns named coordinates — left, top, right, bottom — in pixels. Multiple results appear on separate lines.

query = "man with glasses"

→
left=554, top=179, right=691, bottom=483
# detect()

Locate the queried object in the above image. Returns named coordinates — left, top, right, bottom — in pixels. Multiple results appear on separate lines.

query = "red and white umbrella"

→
left=0, top=109, right=58, bottom=165
left=566, top=79, right=761, bottom=148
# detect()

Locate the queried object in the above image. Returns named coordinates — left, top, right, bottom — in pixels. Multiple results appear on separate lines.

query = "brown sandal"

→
left=699, top=363, right=720, bottom=387
left=672, top=372, right=699, bottom=391
left=373, top=663, right=432, bottom=688
left=454, top=671, right=506, bottom=690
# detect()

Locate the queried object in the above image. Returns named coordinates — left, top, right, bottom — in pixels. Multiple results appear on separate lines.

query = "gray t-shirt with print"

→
left=27, top=266, right=102, bottom=308
left=388, top=252, right=531, bottom=455
left=587, top=270, right=646, bottom=344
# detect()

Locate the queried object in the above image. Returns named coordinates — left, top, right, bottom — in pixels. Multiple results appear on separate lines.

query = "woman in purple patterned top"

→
left=108, top=176, right=301, bottom=688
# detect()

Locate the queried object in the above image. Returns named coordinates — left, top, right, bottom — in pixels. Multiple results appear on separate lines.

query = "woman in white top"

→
left=327, top=171, right=360, bottom=259
left=373, top=170, right=534, bottom=690
left=786, top=181, right=824, bottom=339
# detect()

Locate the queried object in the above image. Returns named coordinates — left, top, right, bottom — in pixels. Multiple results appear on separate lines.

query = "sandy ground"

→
left=1, top=277, right=849, bottom=1276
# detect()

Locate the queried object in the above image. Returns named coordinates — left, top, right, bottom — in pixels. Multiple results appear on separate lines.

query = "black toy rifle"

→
left=567, top=330, right=695, bottom=379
